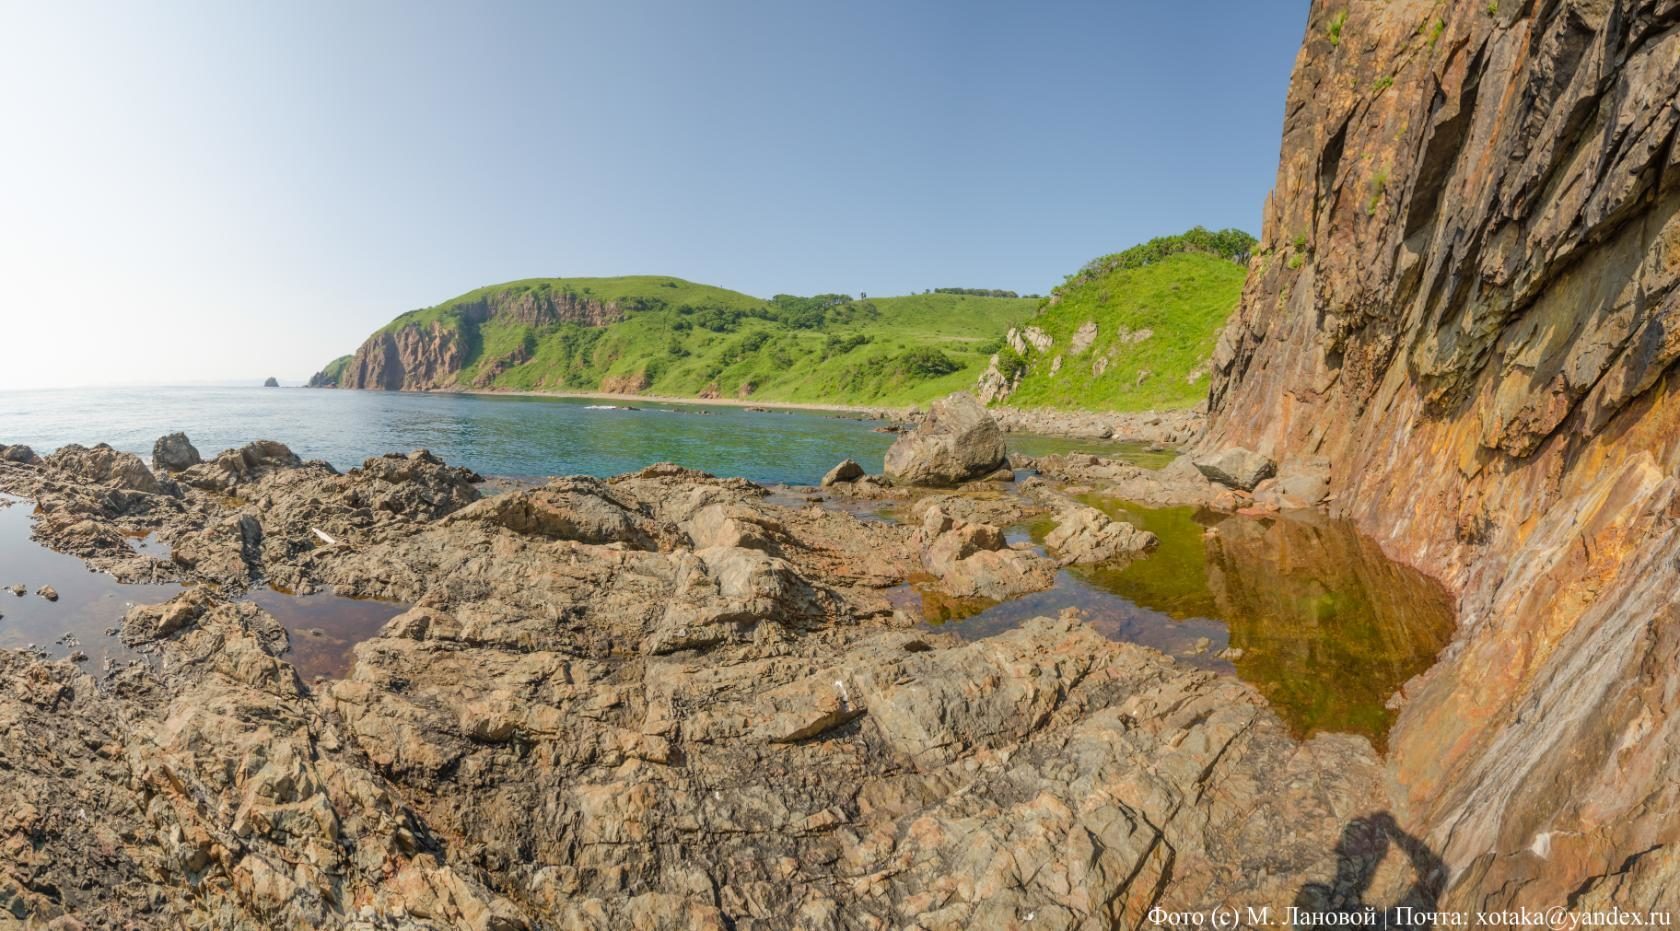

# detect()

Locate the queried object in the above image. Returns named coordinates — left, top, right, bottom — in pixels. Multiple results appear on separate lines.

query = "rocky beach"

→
left=0, top=391, right=1454, bottom=928
left=6, top=0, right=1680, bottom=924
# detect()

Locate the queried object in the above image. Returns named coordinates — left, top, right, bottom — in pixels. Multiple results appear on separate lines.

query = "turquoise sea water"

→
left=0, top=386, right=1139, bottom=485
left=0, top=387, right=903, bottom=485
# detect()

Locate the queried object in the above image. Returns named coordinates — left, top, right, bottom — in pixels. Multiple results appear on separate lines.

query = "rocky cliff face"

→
left=1209, top=0, right=1680, bottom=906
left=337, top=288, right=623, bottom=391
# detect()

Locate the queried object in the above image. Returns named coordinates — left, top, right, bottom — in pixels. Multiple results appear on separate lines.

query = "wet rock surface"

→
left=0, top=440, right=1438, bottom=926
left=1043, top=504, right=1157, bottom=566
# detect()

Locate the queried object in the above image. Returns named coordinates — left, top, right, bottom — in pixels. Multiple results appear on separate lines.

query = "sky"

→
left=0, top=1, right=1309, bottom=389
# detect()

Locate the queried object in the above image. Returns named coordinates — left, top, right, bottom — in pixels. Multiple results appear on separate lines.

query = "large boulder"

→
left=177, top=440, right=304, bottom=492
left=151, top=432, right=202, bottom=473
left=446, top=477, right=660, bottom=549
left=0, top=444, right=39, bottom=464
left=882, top=392, right=1006, bottom=486
left=1043, top=505, right=1157, bottom=565
left=1192, top=446, right=1276, bottom=491
left=819, top=458, right=864, bottom=487
left=43, top=444, right=165, bottom=494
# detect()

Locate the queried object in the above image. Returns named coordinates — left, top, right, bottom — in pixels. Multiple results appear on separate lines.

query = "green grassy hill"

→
left=318, top=276, right=1037, bottom=407
left=994, top=229, right=1253, bottom=411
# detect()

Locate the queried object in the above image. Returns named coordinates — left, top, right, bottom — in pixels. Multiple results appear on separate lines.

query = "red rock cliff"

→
left=1210, top=0, right=1680, bottom=906
left=339, top=288, right=623, bottom=391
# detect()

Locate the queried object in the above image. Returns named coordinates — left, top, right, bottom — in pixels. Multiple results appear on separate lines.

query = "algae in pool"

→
left=1075, top=494, right=1458, bottom=746
left=1070, top=497, right=1456, bottom=748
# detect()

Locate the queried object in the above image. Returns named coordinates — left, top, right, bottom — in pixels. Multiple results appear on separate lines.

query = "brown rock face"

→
left=1209, top=0, right=1680, bottom=907
left=340, top=288, right=624, bottom=391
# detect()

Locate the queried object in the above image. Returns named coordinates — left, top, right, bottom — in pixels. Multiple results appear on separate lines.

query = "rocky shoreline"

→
left=0, top=402, right=1435, bottom=928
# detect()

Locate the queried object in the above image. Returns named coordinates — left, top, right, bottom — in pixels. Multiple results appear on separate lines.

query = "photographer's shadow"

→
left=1293, top=812, right=1446, bottom=929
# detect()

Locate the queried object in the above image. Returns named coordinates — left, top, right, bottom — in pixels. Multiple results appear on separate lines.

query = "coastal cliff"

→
left=339, top=285, right=625, bottom=391
left=1209, top=0, right=1680, bottom=905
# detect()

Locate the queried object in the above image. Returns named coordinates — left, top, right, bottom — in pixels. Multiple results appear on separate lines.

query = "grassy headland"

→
left=994, top=228, right=1254, bottom=411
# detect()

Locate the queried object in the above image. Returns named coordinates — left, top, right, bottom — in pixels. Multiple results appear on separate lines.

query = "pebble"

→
left=37, top=586, right=58, bottom=602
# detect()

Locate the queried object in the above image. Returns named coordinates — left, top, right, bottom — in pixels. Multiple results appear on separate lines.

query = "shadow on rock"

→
left=1294, top=812, right=1445, bottom=929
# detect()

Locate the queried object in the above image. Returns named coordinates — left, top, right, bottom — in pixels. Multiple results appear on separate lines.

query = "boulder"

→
left=447, top=477, right=659, bottom=549
left=177, top=440, right=303, bottom=492
left=882, top=392, right=1007, bottom=486
left=1043, top=505, right=1158, bottom=565
left=44, top=444, right=165, bottom=494
left=1192, top=446, right=1276, bottom=491
left=0, top=444, right=39, bottom=464
left=152, top=432, right=202, bottom=473
left=918, top=504, right=1055, bottom=601
left=819, top=458, right=865, bottom=487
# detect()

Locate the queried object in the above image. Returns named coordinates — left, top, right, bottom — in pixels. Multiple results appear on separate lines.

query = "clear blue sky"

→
left=0, top=1, right=1308, bottom=388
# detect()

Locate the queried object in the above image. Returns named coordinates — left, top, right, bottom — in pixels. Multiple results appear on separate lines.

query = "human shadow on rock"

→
left=1293, top=812, right=1446, bottom=929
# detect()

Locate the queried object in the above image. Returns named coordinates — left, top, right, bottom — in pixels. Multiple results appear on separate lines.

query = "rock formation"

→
left=262, top=376, right=279, bottom=387
left=338, top=288, right=625, bottom=391
left=0, top=440, right=1435, bottom=926
left=882, top=392, right=1007, bottom=486
left=1206, top=0, right=1680, bottom=907
left=1042, top=504, right=1157, bottom=566
left=152, top=431, right=202, bottom=473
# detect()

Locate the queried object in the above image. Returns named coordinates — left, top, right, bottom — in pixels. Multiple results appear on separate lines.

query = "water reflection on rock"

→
left=1079, top=498, right=1456, bottom=748
left=247, top=587, right=408, bottom=682
left=0, top=494, right=183, bottom=669
left=915, top=494, right=1456, bottom=748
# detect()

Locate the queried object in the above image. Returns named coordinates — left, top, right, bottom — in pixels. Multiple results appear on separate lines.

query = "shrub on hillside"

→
left=899, top=348, right=959, bottom=379
left=1060, top=226, right=1256, bottom=293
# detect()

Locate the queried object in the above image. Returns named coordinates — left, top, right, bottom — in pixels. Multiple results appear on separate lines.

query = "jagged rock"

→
left=1193, top=446, right=1275, bottom=491
left=1070, top=320, right=1098, bottom=355
left=177, top=440, right=303, bottom=493
left=974, top=352, right=1021, bottom=404
left=44, top=444, right=166, bottom=495
left=0, top=444, right=39, bottom=464
left=447, top=477, right=658, bottom=548
left=348, top=450, right=481, bottom=520
left=151, top=432, right=202, bottom=472
left=1042, top=505, right=1157, bottom=565
left=0, top=437, right=1447, bottom=924
left=882, top=392, right=1007, bottom=486
left=917, top=503, right=1055, bottom=601
left=122, top=590, right=210, bottom=642
left=819, top=458, right=864, bottom=486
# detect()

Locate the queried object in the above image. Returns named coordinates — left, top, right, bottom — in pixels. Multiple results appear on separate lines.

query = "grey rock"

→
left=819, top=458, right=864, bottom=487
left=882, top=392, right=1007, bottom=486
left=151, top=432, right=202, bottom=473
left=1193, top=446, right=1276, bottom=491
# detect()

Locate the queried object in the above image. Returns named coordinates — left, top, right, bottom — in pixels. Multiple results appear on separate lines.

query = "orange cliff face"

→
left=337, top=288, right=625, bottom=391
left=1207, top=0, right=1680, bottom=906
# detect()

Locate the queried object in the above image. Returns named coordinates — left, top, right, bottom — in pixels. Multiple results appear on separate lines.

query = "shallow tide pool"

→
left=0, top=495, right=183, bottom=669
left=923, top=497, right=1456, bottom=749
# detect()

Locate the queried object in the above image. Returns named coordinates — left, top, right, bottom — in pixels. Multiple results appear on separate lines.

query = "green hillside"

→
left=996, top=229, right=1253, bottom=411
left=322, top=276, right=1037, bottom=406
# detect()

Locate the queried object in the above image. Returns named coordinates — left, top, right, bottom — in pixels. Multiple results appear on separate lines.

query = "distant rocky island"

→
left=262, top=377, right=279, bottom=387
